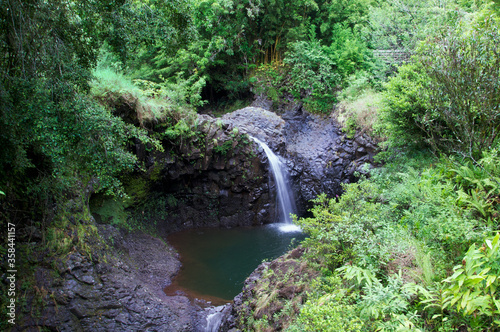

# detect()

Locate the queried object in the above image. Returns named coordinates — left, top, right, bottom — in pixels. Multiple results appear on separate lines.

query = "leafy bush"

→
left=381, top=16, right=500, bottom=158
left=327, top=23, right=371, bottom=81
left=283, top=24, right=370, bottom=114
left=284, top=39, right=341, bottom=113
left=288, top=298, right=364, bottom=332
left=439, top=234, right=500, bottom=329
left=250, top=62, right=290, bottom=104
left=449, top=149, right=500, bottom=221
left=338, top=266, right=420, bottom=328
left=379, top=61, right=433, bottom=149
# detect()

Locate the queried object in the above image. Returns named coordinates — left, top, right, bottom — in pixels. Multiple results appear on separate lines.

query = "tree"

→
left=0, top=0, right=156, bottom=222
left=381, top=15, right=500, bottom=158
left=365, top=0, right=461, bottom=52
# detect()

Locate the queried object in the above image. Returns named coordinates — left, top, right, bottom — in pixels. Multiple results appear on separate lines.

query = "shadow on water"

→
left=164, top=223, right=305, bottom=305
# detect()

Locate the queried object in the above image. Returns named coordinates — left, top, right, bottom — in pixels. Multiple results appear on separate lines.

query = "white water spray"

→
left=205, top=306, right=225, bottom=332
left=251, top=137, right=300, bottom=232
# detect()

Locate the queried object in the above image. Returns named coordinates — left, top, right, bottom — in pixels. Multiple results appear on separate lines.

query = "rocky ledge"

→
left=126, top=112, right=275, bottom=236
left=14, top=223, right=211, bottom=332
left=223, top=105, right=379, bottom=212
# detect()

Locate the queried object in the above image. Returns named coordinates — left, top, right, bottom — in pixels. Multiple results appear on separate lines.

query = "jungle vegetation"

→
left=0, top=0, right=499, bottom=330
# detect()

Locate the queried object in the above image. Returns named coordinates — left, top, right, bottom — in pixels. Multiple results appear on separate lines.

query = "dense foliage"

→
left=2, top=0, right=480, bottom=219
left=0, top=0, right=164, bottom=221
left=1, top=0, right=499, bottom=330
left=381, top=16, right=500, bottom=158
left=276, top=6, right=500, bottom=332
left=95, top=0, right=478, bottom=112
left=285, top=147, right=500, bottom=331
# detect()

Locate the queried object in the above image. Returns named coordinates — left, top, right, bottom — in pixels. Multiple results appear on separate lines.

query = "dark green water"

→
left=164, top=224, right=305, bottom=305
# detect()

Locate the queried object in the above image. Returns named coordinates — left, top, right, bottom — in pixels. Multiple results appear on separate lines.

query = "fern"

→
left=440, top=234, right=500, bottom=329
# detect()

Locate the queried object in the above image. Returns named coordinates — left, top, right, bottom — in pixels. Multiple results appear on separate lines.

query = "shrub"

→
left=336, top=88, right=383, bottom=138
left=292, top=150, right=500, bottom=329
left=381, top=17, right=500, bottom=158
left=423, top=234, right=500, bottom=331
left=443, top=234, right=500, bottom=328
left=250, top=62, right=289, bottom=104
left=288, top=298, right=364, bottom=332
left=283, top=24, right=370, bottom=114
left=449, top=149, right=500, bottom=222
left=284, top=39, right=341, bottom=113
left=379, top=61, right=433, bottom=149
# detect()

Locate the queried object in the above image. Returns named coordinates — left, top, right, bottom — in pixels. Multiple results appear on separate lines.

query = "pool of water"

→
left=164, top=223, right=305, bottom=305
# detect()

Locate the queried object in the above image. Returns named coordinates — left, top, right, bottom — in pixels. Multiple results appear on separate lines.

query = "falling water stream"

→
left=250, top=136, right=300, bottom=231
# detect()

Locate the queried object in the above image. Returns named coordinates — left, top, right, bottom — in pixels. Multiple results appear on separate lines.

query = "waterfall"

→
left=205, top=305, right=226, bottom=332
left=251, top=137, right=299, bottom=231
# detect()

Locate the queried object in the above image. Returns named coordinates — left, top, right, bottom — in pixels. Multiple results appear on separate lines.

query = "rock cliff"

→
left=222, top=105, right=378, bottom=213
left=15, top=103, right=379, bottom=331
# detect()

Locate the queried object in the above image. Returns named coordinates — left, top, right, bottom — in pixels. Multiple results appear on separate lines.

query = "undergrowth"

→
left=90, top=48, right=202, bottom=128
left=336, top=89, right=383, bottom=139
left=90, top=67, right=197, bottom=127
left=276, top=148, right=500, bottom=331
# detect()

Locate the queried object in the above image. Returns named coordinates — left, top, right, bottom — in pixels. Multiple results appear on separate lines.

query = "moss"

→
left=90, top=194, right=129, bottom=225
left=166, top=194, right=178, bottom=208
left=124, top=175, right=150, bottom=206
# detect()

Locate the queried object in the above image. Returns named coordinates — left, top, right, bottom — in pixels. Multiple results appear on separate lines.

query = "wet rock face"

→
left=220, top=105, right=379, bottom=213
left=283, top=106, right=378, bottom=205
left=142, top=114, right=274, bottom=234
left=140, top=103, right=378, bottom=232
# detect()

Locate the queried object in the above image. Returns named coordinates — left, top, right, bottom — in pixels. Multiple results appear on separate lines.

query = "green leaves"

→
left=337, top=264, right=379, bottom=288
left=381, top=16, right=500, bottom=158
left=284, top=39, right=341, bottom=113
left=294, top=150, right=500, bottom=330
left=0, top=0, right=169, bottom=218
left=450, top=149, right=500, bottom=220
left=288, top=299, right=364, bottom=332
left=440, top=234, right=500, bottom=328
left=277, top=23, right=370, bottom=114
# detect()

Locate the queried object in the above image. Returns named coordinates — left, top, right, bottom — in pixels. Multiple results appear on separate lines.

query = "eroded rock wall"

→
left=222, top=105, right=379, bottom=213
left=131, top=102, right=378, bottom=232
left=134, top=114, right=274, bottom=235
left=13, top=213, right=207, bottom=331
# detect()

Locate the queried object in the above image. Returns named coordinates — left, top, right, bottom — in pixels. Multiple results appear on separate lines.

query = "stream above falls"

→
left=164, top=223, right=305, bottom=306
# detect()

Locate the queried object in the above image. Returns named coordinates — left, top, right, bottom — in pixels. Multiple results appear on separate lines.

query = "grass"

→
left=90, top=66, right=197, bottom=127
left=335, top=89, right=383, bottom=139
